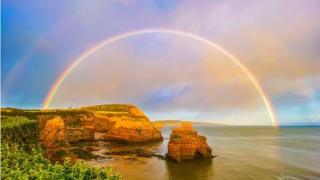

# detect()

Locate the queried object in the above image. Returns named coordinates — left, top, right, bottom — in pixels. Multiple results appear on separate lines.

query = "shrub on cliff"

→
left=1, top=116, right=121, bottom=179
left=1, top=144, right=120, bottom=179
left=1, top=116, right=39, bottom=151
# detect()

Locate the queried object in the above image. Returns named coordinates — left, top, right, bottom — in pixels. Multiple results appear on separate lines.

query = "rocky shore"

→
left=38, top=104, right=163, bottom=161
left=2, top=104, right=214, bottom=162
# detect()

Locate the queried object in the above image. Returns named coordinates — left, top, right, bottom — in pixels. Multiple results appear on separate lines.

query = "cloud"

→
left=50, top=35, right=270, bottom=126
left=143, top=82, right=193, bottom=107
left=3, top=0, right=320, bottom=124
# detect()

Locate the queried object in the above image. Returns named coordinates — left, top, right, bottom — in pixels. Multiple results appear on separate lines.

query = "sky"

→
left=2, top=0, right=320, bottom=125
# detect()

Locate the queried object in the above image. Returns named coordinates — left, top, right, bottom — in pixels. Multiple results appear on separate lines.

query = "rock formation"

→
left=39, top=112, right=96, bottom=161
left=40, top=116, right=66, bottom=148
left=167, top=123, right=214, bottom=161
left=39, top=104, right=162, bottom=144
left=39, top=111, right=95, bottom=143
left=82, top=104, right=163, bottom=142
left=38, top=104, right=163, bottom=161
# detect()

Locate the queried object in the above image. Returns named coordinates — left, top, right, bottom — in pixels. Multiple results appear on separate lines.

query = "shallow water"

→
left=87, top=126, right=320, bottom=180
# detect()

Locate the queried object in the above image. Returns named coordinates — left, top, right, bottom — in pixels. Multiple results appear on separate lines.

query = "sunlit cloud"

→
left=2, top=0, right=320, bottom=125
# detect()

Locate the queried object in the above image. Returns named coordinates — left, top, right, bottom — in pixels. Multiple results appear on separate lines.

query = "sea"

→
left=88, top=126, right=320, bottom=180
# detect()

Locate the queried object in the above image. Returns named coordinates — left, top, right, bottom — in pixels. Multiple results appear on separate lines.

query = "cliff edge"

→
left=38, top=104, right=162, bottom=161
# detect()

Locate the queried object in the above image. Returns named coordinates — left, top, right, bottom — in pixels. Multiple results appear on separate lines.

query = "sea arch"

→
left=42, top=28, right=278, bottom=127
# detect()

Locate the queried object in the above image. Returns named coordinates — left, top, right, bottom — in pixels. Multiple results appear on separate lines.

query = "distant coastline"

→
left=152, top=120, right=227, bottom=129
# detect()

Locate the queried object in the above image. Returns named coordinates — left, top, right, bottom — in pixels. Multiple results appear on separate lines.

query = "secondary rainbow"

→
left=42, top=28, right=279, bottom=127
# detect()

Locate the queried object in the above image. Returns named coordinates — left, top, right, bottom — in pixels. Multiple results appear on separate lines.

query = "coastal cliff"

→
left=167, top=123, right=214, bottom=161
left=39, top=104, right=162, bottom=143
left=81, top=104, right=163, bottom=142
left=38, top=104, right=162, bottom=160
left=2, top=106, right=214, bottom=163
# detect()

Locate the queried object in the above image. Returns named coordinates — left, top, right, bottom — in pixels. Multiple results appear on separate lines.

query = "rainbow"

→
left=42, top=28, right=279, bottom=127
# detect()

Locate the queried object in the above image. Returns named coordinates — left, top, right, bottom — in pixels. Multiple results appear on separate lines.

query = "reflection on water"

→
left=87, top=126, right=320, bottom=180
left=166, top=159, right=213, bottom=180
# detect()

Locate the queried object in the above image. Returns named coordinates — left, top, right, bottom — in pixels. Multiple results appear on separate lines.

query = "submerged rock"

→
left=103, top=148, right=165, bottom=159
left=167, top=123, right=214, bottom=161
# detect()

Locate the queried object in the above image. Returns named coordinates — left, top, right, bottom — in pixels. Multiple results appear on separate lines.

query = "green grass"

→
left=1, top=116, right=34, bottom=128
left=1, top=108, right=91, bottom=120
left=1, top=116, right=39, bottom=151
left=81, top=104, right=133, bottom=112
left=1, top=116, right=121, bottom=179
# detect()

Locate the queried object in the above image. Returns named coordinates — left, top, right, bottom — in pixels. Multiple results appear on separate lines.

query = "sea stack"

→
left=167, top=123, right=214, bottom=161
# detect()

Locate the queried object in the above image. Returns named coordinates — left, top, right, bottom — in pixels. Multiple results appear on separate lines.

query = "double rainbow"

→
left=42, top=29, right=278, bottom=127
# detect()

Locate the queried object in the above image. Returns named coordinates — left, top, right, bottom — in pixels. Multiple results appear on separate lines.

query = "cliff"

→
left=167, top=123, right=214, bottom=161
left=2, top=106, right=216, bottom=163
left=81, top=104, right=163, bottom=142
left=37, top=104, right=162, bottom=161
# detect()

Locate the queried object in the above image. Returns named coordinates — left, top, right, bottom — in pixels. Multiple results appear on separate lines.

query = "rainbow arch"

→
left=42, top=28, right=278, bottom=127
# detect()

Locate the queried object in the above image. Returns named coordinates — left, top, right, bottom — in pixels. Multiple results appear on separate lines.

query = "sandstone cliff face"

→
left=39, top=112, right=96, bottom=161
left=40, top=116, right=66, bottom=148
left=38, top=105, right=162, bottom=161
left=39, top=112, right=95, bottom=144
left=101, top=120, right=163, bottom=142
left=39, top=105, right=162, bottom=152
left=81, top=104, right=162, bottom=142
left=167, top=123, right=213, bottom=161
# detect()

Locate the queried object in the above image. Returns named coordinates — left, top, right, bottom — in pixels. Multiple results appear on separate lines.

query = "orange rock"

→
left=40, top=117, right=66, bottom=148
left=101, top=120, right=163, bottom=142
left=39, top=104, right=163, bottom=144
left=129, top=106, right=147, bottom=117
left=39, top=114, right=95, bottom=161
left=82, top=104, right=163, bottom=142
left=39, top=114, right=96, bottom=162
left=38, top=104, right=163, bottom=161
left=167, top=123, right=213, bottom=161
left=62, top=115, right=95, bottom=142
left=93, top=116, right=115, bottom=132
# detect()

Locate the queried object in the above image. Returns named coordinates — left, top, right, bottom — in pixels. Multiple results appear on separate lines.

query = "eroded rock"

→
left=167, top=123, right=214, bottom=161
left=101, top=120, right=163, bottom=142
left=40, top=116, right=66, bottom=148
left=83, top=104, right=163, bottom=142
left=38, top=104, right=163, bottom=161
left=39, top=111, right=95, bottom=143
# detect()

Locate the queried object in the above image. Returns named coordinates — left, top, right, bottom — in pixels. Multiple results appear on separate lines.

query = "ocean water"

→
left=88, top=126, right=320, bottom=180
